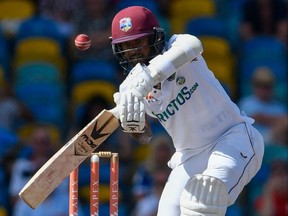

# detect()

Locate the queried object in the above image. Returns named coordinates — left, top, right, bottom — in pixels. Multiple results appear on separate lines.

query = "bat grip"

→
left=109, top=107, right=119, bottom=119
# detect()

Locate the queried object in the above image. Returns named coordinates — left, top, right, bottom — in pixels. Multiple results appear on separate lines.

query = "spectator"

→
left=0, top=83, right=33, bottom=132
left=10, top=124, right=80, bottom=215
left=240, top=0, right=287, bottom=44
left=9, top=125, right=58, bottom=204
left=238, top=67, right=288, bottom=145
left=0, top=128, right=20, bottom=216
left=269, top=117, right=288, bottom=146
left=133, top=167, right=171, bottom=216
left=12, top=181, right=71, bottom=216
left=254, top=158, right=288, bottom=216
left=132, top=135, right=174, bottom=214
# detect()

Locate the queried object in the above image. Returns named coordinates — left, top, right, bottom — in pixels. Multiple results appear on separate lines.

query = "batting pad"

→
left=180, top=174, right=228, bottom=216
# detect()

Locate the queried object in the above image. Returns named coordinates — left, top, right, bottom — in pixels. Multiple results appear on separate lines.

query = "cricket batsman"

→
left=110, top=6, right=265, bottom=216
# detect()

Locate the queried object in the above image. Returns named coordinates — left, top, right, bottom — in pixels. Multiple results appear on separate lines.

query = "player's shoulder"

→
left=167, top=34, right=200, bottom=44
left=166, top=34, right=202, bottom=51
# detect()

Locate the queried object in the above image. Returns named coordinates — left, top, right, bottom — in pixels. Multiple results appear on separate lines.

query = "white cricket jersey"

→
left=144, top=35, right=254, bottom=164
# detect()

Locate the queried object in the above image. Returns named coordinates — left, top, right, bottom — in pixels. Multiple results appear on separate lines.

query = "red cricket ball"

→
left=74, top=34, right=91, bottom=50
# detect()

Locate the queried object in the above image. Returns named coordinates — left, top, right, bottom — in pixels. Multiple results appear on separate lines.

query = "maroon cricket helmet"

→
left=111, top=6, right=160, bottom=44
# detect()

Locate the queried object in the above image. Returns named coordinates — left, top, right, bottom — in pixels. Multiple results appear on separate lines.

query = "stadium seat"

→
left=240, top=36, right=287, bottom=80
left=240, top=36, right=286, bottom=65
left=0, top=37, right=9, bottom=79
left=13, top=54, right=67, bottom=78
left=14, top=82, right=67, bottom=129
left=70, top=60, right=118, bottom=85
left=70, top=80, right=116, bottom=123
left=14, top=62, right=63, bottom=85
left=263, top=145, right=288, bottom=163
left=206, top=59, right=236, bottom=97
left=0, top=0, right=35, bottom=20
left=133, top=144, right=152, bottom=165
left=115, top=0, right=160, bottom=15
left=0, top=207, right=7, bottom=216
left=13, top=37, right=66, bottom=75
left=239, top=36, right=287, bottom=102
left=29, top=103, right=67, bottom=129
left=185, top=17, right=228, bottom=39
left=17, top=123, right=61, bottom=144
left=199, top=36, right=236, bottom=97
left=200, top=36, right=232, bottom=59
left=15, top=82, right=65, bottom=104
left=170, top=0, right=216, bottom=33
left=16, top=15, right=66, bottom=54
left=13, top=36, right=67, bottom=78
left=0, top=0, right=36, bottom=36
left=71, top=80, right=116, bottom=108
left=15, top=37, right=62, bottom=58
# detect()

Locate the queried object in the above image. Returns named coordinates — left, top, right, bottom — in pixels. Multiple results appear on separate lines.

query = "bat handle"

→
left=109, top=107, right=119, bottom=119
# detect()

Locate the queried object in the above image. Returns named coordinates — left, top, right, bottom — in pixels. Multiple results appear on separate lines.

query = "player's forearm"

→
left=130, top=116, right=153, bottom=144
left=148, top=34, right=203, bottom=83
left=130, top=129, right=152, bottom=144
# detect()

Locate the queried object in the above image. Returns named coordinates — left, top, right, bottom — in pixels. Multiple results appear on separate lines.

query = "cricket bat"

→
left=19, top=108, right=119, bottom=209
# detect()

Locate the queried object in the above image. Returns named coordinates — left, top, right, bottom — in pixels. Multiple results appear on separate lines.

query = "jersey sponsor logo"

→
left=152, top=82, right=199, bottom=122
left=119, top=17, right=132, bottom=32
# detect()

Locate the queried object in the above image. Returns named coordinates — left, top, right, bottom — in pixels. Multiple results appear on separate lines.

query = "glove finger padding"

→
left=119, top=91, right=127, bottom=123
left=139, top=100, right=145, bottom=124
left=129, top=63, right=155, bottom=99
left=113, top=92, right=120, bottom=105
left=132, top=71, right=154, bottom=98
left=119, top=91, right=145, bottom=133
left=126, top=92, right=134, bottom=121
left=133, top=96, right=140, bottom=121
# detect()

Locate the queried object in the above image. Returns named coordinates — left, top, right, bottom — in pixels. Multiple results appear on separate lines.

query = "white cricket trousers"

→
left=157, top=122, right=265, bottom=216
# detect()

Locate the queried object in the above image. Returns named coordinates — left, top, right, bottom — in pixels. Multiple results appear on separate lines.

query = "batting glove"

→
left=126, top=63, right=159, bottom=99
left=113, top=91, right=145, bottom=133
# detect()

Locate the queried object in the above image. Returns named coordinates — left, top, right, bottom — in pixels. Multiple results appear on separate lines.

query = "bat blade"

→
left=19, top=109, right=119, bottom=209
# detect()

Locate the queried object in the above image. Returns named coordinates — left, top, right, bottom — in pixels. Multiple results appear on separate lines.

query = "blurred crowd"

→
left=0, top=0, right=287, bottom=215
